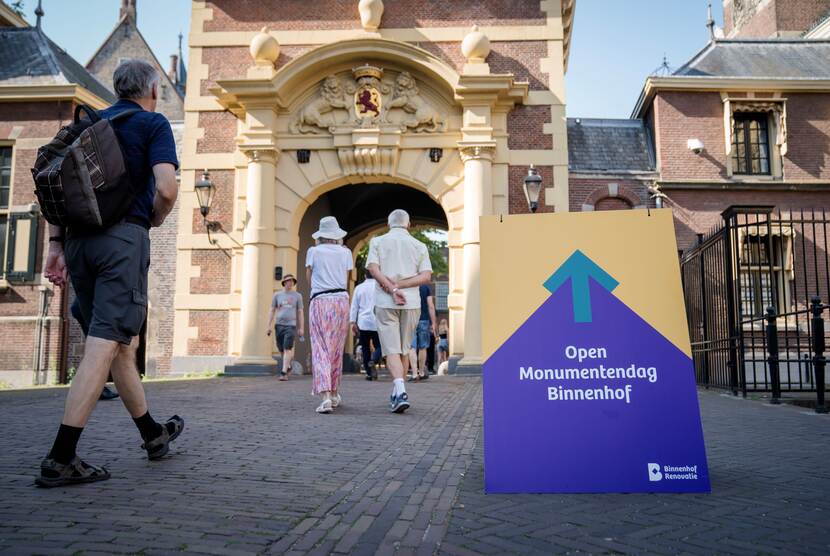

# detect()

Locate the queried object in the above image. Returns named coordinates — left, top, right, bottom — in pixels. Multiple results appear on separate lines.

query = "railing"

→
left=680, top=206, right=830, bottom=411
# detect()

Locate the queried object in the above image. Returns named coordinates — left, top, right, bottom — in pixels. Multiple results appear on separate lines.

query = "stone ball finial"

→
left=461, top=25, right=490, bottom=62
left=359, top=0, right=384, bottom=32
left=250, top=27, right=280, bottom=64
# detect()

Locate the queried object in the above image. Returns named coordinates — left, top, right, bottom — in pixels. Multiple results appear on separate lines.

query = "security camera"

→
left=687, top=139, right=705, bottom=155
left=27, top=203, right=40, bottom=217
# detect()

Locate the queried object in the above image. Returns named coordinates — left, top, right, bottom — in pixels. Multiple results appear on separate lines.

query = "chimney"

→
left=120, top=0, right=136, bottom=22
left=168, top=54, right=179, bottom=83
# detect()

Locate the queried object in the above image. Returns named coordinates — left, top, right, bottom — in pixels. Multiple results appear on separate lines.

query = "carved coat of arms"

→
left=291, top=64, right=445, bottom=134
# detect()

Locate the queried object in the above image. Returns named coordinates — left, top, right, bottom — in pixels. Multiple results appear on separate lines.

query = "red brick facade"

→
left=0, top=102, right=74, bottom=385
left=723, top=0, right=830, bottom=38
left=188, top=310, right=228, bottom=355
left=190, top=250, right=232, bottom=295
left=508, top=165, right=554, bottom=214
left=197, top=112, right=237, bottom=154
left=203, top=0, right=544, bottom=32
left=507, top=105, right=552, bottom=150
left=568, top=178, right=650, bottom=213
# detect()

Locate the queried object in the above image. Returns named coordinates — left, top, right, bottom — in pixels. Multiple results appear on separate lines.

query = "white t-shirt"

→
left=305, top=244, right=353, bottom=298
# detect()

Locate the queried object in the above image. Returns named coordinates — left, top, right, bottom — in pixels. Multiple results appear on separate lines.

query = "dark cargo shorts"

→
left=274, top=324, right=296, bottom=352
left=65, top=222, right=149, bottom=345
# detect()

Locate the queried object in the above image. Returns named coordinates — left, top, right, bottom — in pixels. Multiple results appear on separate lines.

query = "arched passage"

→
left=292, top=182, right=449, bottom=371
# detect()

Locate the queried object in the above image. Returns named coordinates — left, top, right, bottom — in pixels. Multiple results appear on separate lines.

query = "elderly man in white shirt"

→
left=366, top=209, right=433, bottom=413
left=350, top=277, right=382, bottom=381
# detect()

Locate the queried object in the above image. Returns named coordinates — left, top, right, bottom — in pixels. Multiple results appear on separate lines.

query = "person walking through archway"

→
left=350, top=276, right=382, bottom=380
left=266, top=274, right=304, bottom=381
left=437, top=318, right=450, bottom=369
left=366, top=209, right=433, bottom=413
left=306, top=217, right=352, bottom=414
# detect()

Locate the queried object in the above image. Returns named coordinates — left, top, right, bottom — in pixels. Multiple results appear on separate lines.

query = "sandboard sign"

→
left=480, top=209, right=710, bottom=493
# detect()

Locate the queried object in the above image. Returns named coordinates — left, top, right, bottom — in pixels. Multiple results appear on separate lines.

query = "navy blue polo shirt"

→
left=99, top=99, right=178, bottom=224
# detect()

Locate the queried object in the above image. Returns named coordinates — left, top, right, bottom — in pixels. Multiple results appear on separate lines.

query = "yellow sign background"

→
left=480, top=209, right=692, bottom=360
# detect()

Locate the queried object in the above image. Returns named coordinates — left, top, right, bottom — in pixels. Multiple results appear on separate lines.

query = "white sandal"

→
left=316, top=399, right=333, bottom=414
left=331, top=394, right=342, bottom=408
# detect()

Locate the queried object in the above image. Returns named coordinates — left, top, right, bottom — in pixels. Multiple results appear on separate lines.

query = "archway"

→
left=292, top=183, right=450, bottom=372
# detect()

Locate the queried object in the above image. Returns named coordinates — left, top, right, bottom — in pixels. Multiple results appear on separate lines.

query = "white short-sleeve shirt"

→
left=305, top=243, right=353, bottom=298
left=366, top=228, right=432, bottom=309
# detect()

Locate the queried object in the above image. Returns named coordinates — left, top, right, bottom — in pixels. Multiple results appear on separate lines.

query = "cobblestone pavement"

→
left=1, top=376, right=829, bottom=555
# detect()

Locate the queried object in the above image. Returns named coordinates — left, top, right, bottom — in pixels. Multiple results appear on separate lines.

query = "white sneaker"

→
left=315, top=399, right=333, bottom=414
left=331, top=394, right=342, bottom=408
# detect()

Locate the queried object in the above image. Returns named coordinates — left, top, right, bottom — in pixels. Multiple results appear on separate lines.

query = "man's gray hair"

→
left=388, top=209, right=410, bottom=228
left=113, top=59, right=159, bottom=100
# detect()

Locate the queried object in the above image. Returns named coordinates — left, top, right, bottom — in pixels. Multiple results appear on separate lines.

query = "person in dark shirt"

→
left=38, top=60, right=183, bottom=487
left=408, top=284, right=437, bottom=381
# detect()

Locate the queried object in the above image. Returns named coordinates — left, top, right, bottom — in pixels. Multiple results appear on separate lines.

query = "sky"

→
left=565, top=0, right=724, bottom=118
left=20, top=0, right=723, bottom=119
left=19, top=0, right=191, bottom=69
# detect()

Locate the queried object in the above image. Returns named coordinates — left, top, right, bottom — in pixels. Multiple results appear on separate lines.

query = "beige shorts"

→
left=374, top=307, right=420, bottom=356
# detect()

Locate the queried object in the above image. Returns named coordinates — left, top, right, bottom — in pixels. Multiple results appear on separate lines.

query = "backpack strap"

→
left=74, top=104, right=101, bottom=124
left=107, top=108, right=142, bottom=122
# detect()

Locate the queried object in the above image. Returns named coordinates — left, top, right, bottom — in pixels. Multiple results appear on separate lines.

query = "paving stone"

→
left=3, top=377, right=830, bottom=555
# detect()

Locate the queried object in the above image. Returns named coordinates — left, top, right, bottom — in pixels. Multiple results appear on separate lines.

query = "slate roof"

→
left=0, top=27, right=115, bottom=102
left=567, top=118, right=655, bottom=173
left=673, top=40, right=830, bottom=79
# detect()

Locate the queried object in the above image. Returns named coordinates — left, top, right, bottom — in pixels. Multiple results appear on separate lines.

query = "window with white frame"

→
left=0, top=145, right=39, bottom=283
left=738, top=228, right=793, bottom=318
left=435, top=281, right=449, bottom=312
left=724, top=99, right=787, bottom=178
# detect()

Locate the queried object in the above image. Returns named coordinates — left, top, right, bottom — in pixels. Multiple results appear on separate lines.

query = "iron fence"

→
left=680, top=206, right=830, bottom=404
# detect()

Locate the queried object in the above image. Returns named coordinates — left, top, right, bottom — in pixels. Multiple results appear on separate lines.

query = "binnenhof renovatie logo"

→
left=648, top=463, right=700, bottom=482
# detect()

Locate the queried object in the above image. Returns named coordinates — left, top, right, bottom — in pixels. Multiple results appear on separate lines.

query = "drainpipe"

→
left=32, top=285, right=48, bottom=385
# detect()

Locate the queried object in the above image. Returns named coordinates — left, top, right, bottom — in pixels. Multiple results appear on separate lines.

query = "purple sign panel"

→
left=483, top=252, right=710, bottom=493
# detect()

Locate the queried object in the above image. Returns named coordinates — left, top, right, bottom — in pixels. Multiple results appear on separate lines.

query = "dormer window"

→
left=732, top=112, right=770, bottom=175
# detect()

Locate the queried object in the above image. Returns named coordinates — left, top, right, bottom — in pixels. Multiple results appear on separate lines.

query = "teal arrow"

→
left=543, top=250, right=619, bottom=323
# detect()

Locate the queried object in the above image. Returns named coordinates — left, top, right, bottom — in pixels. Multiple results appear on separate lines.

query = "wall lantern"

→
left=194, top=169, right=240, bottom=256
left=523, top=165, right=543, bottom=213
left=429, top=148, right=443, bottom=163
left=297, top=149, right=311, bottom=164
left=194, top=169, right=215, bottom=217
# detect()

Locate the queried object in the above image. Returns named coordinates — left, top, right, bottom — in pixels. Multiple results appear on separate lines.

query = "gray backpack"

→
left=31, top=104, right=139, bottom=231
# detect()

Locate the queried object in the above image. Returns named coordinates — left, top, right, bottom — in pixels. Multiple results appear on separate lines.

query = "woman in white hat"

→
left=305, top=216, right=353, bottom=414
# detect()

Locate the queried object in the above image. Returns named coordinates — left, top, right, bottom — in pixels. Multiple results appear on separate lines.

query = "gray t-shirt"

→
left=271, top=291, right=303, bottom=326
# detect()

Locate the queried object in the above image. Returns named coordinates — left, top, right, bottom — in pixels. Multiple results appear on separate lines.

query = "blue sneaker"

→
left=390, top=392, right=410, bottom=413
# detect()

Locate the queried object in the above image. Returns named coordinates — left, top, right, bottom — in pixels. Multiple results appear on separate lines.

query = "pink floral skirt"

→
left=309, top=294, right=350, bottom=395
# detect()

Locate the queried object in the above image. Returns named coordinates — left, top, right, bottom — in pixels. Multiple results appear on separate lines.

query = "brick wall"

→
left=204, top=0, right=545, bottom=32
left=782, top=93, right=830, bottom=180
left=667, top=189, right=830, bottom=250
left=190, top=250, right=231, bottom=294
left=188, top=310, right=228, bottom=355
left=725, top=0, right=830, bottom=37
left=653, top=91, right=830, bottom=182
left=508, top=165, right=554, bottom=214
left=507, top=105, right=552, bottom=150
left=147, top=200, right=178, bottom=375
left=191, top=170, right=234, bottom=233
left=568, top=178, right=651, bottom=212
left=197, top=112, right=237, bottom=154
left=654, top=92, right=728, bottom=181
left=200, top=46, right=313, bottom=96
left=0, top=101, right=73, bottom=382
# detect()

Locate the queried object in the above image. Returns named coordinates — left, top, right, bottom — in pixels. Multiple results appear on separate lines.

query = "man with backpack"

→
left=35, top=60, right=182, bottom=487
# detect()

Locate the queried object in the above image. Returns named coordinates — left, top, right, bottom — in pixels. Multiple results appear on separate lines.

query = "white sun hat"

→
left=312, top=216, right=347, bottom=240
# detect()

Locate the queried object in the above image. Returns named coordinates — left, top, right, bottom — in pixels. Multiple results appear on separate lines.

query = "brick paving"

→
left=0, top=376, right=829, bottom=555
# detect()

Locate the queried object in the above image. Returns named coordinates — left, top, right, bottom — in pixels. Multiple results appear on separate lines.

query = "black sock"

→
left=48, top=424, right=84, bottom=465
left=133, top=411, right=163, bottom=441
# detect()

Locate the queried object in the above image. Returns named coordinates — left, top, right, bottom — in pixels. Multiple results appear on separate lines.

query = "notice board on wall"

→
left=480, top=209, right=710, bottom=493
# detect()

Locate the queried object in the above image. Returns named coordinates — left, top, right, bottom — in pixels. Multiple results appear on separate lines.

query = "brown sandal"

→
left=141, top=415, right=185, bottom=460
left=35, top=456, right=110, bottom=488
